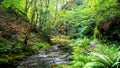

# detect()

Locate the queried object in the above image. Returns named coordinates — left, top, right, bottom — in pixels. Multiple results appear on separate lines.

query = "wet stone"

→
left=17, top=45, right=69, bottom=68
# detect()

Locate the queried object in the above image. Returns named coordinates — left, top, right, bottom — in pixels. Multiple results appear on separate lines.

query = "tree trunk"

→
left=24, top=0, right=37, bottom=45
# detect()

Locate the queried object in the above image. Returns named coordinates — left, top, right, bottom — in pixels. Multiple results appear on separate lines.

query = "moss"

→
left=0, top=53, right=25, bottom=64
left=51, top=35, right=71, bottom=45
left=0, top=37, right=10, bottom=43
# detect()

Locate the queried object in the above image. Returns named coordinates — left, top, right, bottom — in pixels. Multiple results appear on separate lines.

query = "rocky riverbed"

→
left=17, top=45, right=70, bottom=68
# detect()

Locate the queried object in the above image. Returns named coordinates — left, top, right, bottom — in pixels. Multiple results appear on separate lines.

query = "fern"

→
left=91, top=52, right=113, bottom=65
left=83, top=62, right=105, bottom=68
left=83, top=52, right=120, bottom=68
left=112, top=62, right=120, bottom=68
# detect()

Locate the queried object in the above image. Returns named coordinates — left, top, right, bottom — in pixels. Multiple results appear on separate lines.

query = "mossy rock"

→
left=51, top=35, right=71, bottom=45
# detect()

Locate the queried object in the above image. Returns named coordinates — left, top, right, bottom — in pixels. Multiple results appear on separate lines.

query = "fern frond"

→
left=117, top=56, right=120, bottom=62
left=83, top=62, right=105, bottom=68
left=112, top=62, right=120, bottom=68
left=90, top=52, right=113, bottom=66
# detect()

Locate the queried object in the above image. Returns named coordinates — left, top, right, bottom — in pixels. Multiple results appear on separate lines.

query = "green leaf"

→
left=83, top=62, right=105, bottom=68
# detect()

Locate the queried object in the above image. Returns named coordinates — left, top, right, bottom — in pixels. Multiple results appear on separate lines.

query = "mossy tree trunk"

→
left=24, top=0, right=37, bottom=45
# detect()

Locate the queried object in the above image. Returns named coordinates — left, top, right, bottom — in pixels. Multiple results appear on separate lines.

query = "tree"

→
left=24, top=0, right=37, bottom=45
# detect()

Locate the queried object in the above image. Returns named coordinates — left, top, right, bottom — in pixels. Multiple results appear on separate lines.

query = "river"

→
left=17, top=45, right=70, bottom=68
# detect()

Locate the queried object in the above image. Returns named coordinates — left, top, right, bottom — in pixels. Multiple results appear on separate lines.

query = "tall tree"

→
left=24, top=0, right=37, bottom=45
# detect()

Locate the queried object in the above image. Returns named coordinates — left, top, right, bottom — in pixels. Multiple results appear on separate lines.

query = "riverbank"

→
left=0, top=8, right=50, bottom=67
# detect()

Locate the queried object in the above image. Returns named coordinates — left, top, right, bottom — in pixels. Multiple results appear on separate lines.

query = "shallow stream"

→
left=17, top=45, right=70, bottom=68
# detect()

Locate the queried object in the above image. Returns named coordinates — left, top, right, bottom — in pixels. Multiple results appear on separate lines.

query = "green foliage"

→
left=0, top=54, right=25, bottom=63
left=70, top=38, right=92, bottom=68
left=0, top=36, right=51, bottom=63
left=0, top=0, right=120, bottom=67
left=94, top=45, right=119, bottom=61
left=1, top=0, right=24, bottom=12
left=71, top=38, right=90, bottom=54
left=0, top=42, right=10, bottom=53
left=70, top=54, right=92, bottom=68
left=83, top=0, right=119, bottom=38
left=94, top=27, right=100, bottom=39
left=54, top=11, right=73, bottom=35
left=11, top=40, right=23, bottom=53
left=0, top=38, right=23, bottom=54
left=83, top=62, right=105, bottom=68
left=55, top=0, right=120, bottom=39
left=70, top=38, right=120, bottom=68
left=32, top=42, right=50, bottom=51
left=83, top=45, right=120, bottom=68
left=0, top=37, right=25, bottom=63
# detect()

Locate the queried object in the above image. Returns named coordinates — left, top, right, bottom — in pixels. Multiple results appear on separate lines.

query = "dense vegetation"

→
left=0, top=0, right=120, bottom=68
